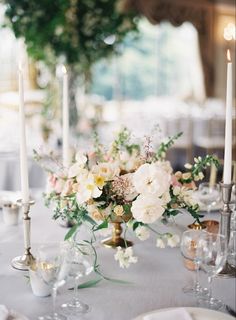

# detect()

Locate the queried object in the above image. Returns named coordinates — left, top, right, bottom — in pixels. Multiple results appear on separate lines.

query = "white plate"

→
left=133, top=307, right=234, bottom=320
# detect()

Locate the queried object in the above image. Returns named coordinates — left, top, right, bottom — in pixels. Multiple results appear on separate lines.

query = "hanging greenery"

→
left=3, top=0, right=139, bottom=71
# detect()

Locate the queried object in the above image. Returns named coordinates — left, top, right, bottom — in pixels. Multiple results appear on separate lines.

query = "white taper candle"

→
left=62, top=65, right=70, bottom=168
left=18, top=65, right=30, bottom=203
left=223, top=50, right=233, bottom=184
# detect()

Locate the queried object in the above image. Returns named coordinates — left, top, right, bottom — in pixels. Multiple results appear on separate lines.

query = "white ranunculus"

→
left=135, top=226, right=150, bottom=241
left=76, top=173, right=102, bottom=204
left=167, top=234, right=180, bottom=248
left=131, top=194, right=165, bottom=224
left=156, top=237, right=166, bottom=248
left=92, top=162, right=120, bottom=181
left=114, top=247, right=138, bottom=268
left=132, top=163, right=170, bottom=196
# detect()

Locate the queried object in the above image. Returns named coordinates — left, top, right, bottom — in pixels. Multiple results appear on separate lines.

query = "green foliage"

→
left=3, top=0, right=139, bottom=71
left=64, top=223, right=81, bottom=240
left=156, top=132, right=183, bottom=160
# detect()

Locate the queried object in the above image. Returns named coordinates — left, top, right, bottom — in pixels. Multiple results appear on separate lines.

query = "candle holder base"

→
left=11, top=248, right=35, bottom=271
left=217, top=262, right=236, bottom=278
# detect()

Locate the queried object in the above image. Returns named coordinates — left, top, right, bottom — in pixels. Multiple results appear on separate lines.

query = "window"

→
left=90, top=19, right=205, bottom=102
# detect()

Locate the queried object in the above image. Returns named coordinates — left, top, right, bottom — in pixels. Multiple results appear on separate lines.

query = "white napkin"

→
left=143, top=308, right=193, bottom=320
left=0, top=305, right=9, bottom=320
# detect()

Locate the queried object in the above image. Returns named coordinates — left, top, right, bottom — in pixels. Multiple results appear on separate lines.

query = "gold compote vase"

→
left=101, top=213, right=133, bottom=249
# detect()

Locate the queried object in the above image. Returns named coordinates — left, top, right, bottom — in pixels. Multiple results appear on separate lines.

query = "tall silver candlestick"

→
left=218, top=183, right=236, bottom=278
left=11, top=200, right=35, bottom=270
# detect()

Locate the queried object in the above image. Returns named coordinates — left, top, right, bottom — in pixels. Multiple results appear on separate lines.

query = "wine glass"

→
left=197, top=232, right=227, bottom=310
left=61, top=241, right=94, bottom=315
left=37, top=243, right=69, bottom=320
left=180, top=230, right=208, bottom=296
left=198, top=183, right=221, bottom=213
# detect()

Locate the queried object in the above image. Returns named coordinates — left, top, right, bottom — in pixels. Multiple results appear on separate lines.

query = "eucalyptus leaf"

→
left=102, top=276, right=132, bottom=285
left=68, top=278, right=103, bottom=290
left=82, top=214, right=97, bottom=226
left=93, top=220, right=108, bottom=231
left=64, top=223, right=81, bottom=240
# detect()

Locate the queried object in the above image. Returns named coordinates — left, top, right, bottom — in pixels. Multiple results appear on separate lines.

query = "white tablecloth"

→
left=0, top=196, right=235, bottom=320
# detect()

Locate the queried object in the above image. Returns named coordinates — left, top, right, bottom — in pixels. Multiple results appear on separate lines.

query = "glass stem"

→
left=195, top=261, right=200, bottom=292
left=207, top=275, right=213, bottom=305
left=74, top=276, right=80, bottom=302
left=52, top=286, right=57, bottom=316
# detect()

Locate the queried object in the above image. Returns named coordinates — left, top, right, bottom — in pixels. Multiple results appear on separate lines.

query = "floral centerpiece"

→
left=36, top=129, right=218, bottom=268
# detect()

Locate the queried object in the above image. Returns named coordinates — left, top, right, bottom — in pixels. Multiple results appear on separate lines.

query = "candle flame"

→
left=61, top=65, right=67, bottom=74
left=227, top=49, right=231, bottom=62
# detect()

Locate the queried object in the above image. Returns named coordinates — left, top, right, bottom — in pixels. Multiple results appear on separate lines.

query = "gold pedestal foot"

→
left=11, top=248, right=35, bottom=271
left=102, top=237, right=132, bottom=248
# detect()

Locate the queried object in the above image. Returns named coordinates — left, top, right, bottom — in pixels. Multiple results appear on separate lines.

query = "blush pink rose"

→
left=171, top=174, right=182, bottom=187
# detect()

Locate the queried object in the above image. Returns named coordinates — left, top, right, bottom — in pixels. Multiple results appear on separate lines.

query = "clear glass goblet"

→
left=180, top=230, right=208, bottom=297
left=37, top=243, right=69, bottom=320
left=198, top=232, right=227, bottom=310
left=198, top=183, right=221, bottom=213
left=61, top=241, right=94, bottom=316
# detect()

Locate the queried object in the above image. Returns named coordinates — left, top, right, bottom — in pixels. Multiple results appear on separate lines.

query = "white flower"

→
left=156, top=237, right=166, bottom=248
left=198, top=172, right=204, bottom=180
left=135, top=226, right=150, bottom=241
left=184, top=163, right=192, bottom=169
left=180, top=187, right=196, bottom=207
left=76, top=173, right=102, bottom=204
left=173, top=186, right=181, bottom=196
left=156, top=160, right=173, bottom=175
left=92, top=162, right=120, bottom=181
left=131, top=194, right=165, bottom=224
left=113, top=205, right=124, bottom=216
left=182, top=172, right=192, bottom=180
left=161, top=191, right=171, bottom=204
left=167, top=234, right=180, bottom=248
left=68, top=163, right=84, bottom=178
left=75, top=152, right=87, bottom=166
left=114, top=247, right=138, bottom=268
left=119, top=150, right=142, bottom=172
left=133, top=163, right=170, bottom=196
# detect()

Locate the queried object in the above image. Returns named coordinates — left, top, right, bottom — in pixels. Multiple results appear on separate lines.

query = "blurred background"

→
left=0, top=0, right=235, bottom=191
